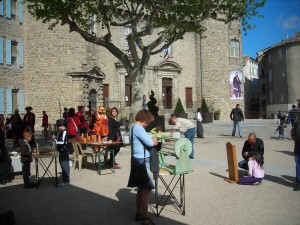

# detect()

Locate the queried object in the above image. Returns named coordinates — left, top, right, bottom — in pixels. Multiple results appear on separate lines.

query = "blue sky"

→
left=242, top=0, right=300, bottom=58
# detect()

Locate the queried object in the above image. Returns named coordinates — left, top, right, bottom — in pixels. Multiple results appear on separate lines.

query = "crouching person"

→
left=52, top=119, right=70, bottom=187
left=20, top=132, right=35, bottom=188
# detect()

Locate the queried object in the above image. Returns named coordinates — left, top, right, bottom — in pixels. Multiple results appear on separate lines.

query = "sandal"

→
left=141, top=217, right=155, bottom=225
left=135, top=213, right=143, bottom=221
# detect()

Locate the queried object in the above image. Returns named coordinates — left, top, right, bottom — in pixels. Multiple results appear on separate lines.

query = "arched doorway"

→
left=89, top=89, right=97, bottom=109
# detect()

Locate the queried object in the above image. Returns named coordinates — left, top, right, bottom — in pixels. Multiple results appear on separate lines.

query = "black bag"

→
left=127, top=125, right=147, bottom=188
left=128, top=159, right=147, bottom=187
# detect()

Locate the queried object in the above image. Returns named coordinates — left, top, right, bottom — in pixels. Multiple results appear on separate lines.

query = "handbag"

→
left=128, top=125, right=147, bottom=187
left=71, top=118, right=80, bottom=133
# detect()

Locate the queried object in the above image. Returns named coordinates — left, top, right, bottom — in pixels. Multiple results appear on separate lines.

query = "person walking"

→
left=291, top=101, right=300, bottom=191
left=230, top=104, right=244, bottom=137
left=127, top=110, right=158, bottom=225
left=196, top=107, right=204, bottom=138
left=288, top=104, right=300, bottom=127
left=42, top=111, right=49, bottom=140
left=171, top=115, right=196, bottom=159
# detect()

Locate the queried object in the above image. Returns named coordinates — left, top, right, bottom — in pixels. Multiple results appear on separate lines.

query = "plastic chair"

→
left=72, top=142, right=95, bottom=171
left=72, top=142, right=84, bottom=171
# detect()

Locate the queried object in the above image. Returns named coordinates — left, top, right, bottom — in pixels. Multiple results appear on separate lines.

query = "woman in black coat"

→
left=107, top=107, right=123, bottom=169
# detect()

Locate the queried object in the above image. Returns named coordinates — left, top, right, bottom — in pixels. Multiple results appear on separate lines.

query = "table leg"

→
left=97, top=150, right=101, bottom=175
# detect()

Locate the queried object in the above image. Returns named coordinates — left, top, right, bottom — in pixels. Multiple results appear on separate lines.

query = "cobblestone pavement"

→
left=1, top=119, right=299, bottom=225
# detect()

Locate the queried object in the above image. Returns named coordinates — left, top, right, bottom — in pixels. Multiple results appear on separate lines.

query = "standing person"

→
left=196, top=107, right=204, bottom=138
left=288, top=104, right=300, bottom=127
left=230, top=104, right=244, bottom=137
left=42, top=111, right=49, bottom=140
left=171, top=115, right=196, bottom=159
left=238, top=133, right=264, bottom=170
left=19, top=132, right=36, bottom=188
left=52, top=119, right=70, bottom=187
left=238, top=152, right=264, bottom=185
left=0, top=115, right=12, bottom=184
left=88, top=108, right=96, bottom=131
left=66, top=107, right=80, bottom=166
left=142, top=95, right=148, bottom=110
left=276, top=121, right=287, bottom=140
left=63, top=107, right=68, bottom=120
left=233, top=72, right=242, bottom=98
left=10, top=109, right=23, bottom=147
left=107, top=107, right=122, bottom=169
left=23, top=106, right=36, bottom=147
left=127, top=110, right=158, bottom=225
left=291, top=101, right=300, bottom=191
left=76, top=106, right=90, bottom=134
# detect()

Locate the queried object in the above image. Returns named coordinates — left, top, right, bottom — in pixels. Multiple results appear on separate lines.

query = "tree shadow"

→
left=219, top=134, right=234, bottom=137
left=274, top=150, right=294, bottom=156
left=0, top=184, right=187, bottom=225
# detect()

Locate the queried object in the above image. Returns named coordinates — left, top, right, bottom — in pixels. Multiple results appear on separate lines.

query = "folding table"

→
left=33, top=154, right=58, bottom=188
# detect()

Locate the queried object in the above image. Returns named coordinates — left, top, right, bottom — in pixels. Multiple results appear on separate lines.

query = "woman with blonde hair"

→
left=128, top=110, right=158, bottom=225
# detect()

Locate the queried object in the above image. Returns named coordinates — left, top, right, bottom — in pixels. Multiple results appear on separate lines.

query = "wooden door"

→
left=186, top=87, right=192, bottom=108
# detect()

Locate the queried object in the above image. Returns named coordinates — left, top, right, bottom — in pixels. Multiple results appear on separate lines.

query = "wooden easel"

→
left=224, top=142, right=239, bottom=183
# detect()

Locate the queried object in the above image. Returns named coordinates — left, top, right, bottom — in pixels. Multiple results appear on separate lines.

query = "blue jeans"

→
left=232, top=121, right=243, bottom=137
left=238, top=159, right=248, bottom=170
left=295, top=155, right=300, bottom=184
left=278, top=133, right=284, bottom=139
left=185, top=128, right=195, bottom=158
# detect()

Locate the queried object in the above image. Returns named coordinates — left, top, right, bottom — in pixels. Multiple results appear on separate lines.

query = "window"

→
left=268, top=68, right=272, bottom=82
left=123, top=26, right=132, bottom=51
left=5, top=40, right=23, bottom=66
left=0, top=88, right=4, bottom=114
left=0, top=38, right=3, bottom=64
left=6, top=89, right=24, bottom=114
left=0, top=0, right=4, bottom=16
left=11, top=41, right=18, bottom=65
left=125, top=76, right=131, bottom=106
left=88, top=13, right=96, bottom=35
left=11, top=0, right=17, bottom=19
left=230, top=39, right=239, bottom=58
left=278, top=48, right=282, bottom=60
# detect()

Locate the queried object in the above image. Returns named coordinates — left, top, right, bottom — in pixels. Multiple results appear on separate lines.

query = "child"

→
left=52, top=119, right=70, bottom=187
left=276, top=121, right=287, bottom=140
left=19, top=132, right=36, bottom=188
left=238, top=152, right=264, bottom=185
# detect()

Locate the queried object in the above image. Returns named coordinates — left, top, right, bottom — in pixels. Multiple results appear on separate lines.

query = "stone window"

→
left=230, top=39, right=239, bottom=58
left=0, top=1, right=3, bottom=16
left=5, top=88, right=24, bottom=114
left=123, top=26, right=132, bottom=51
left=11, top=40, right=18, bottom=65
left=11, top=0, right=17, bottom=19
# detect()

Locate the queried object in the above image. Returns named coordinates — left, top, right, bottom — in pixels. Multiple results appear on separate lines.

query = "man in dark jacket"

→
left=230, top=104, right=244, bottom=137
left=238, top=133, right=264, bottom=170
left=291, top=101, right=300, bottom=191
left=288, top=104, right=300, bottom=127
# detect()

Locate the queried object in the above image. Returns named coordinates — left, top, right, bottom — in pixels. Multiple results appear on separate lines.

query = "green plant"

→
left=173, top=98, right=185, bottom=116
left=214, top=109, right=221, bottom=114
left=201, top=98, right=209, bottom=112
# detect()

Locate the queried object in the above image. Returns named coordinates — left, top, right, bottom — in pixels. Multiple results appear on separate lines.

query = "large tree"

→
left=26, top=0, right=265, bottom=118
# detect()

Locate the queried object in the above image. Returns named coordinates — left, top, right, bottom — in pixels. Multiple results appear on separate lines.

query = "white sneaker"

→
left=69, top=160, right=74, bottom=167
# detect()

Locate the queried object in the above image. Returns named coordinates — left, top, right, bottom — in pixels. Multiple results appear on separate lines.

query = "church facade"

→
left=0, top=0, right=243, bottom=124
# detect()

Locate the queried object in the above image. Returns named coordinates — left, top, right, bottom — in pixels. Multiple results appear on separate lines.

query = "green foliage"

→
left=201, top=98, right=209, bottom=113
left=214, top=109, right=221, bottom=114
left=173, top=98, right=185, bottom=116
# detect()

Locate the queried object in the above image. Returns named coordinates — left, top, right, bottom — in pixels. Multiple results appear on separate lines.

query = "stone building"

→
left=257, top=33, right=300, bottom=119
left=0, top=0, right=243, bottom=124
left=243, top=56, right=259, bottom=118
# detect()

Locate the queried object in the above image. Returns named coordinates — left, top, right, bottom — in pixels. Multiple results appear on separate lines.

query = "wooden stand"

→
left=224, top=142, right=239, bottom=183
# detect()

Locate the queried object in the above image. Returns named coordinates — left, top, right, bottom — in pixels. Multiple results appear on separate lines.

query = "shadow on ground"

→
left=274, top=150, right=294, bottom=156
left=0, top=183, right=187, bottom=225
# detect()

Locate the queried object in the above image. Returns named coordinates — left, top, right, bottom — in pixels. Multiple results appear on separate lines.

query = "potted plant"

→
left=201, top=98, right=213, bottom=123
left=214, top=109, right=221, bottom=120
left=173, top=98, right=187, bottom=118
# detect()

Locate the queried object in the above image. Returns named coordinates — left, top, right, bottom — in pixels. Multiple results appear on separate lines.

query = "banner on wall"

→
left=229, top=70, right=243, bottom=100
